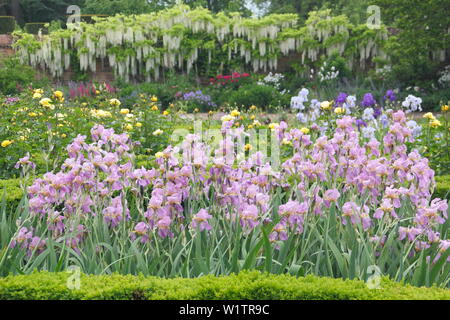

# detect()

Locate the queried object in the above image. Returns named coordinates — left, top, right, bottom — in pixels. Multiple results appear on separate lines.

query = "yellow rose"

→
left=250, top=115, right=256, bottom=120
left=334, top=107, right=345, bottom=114
left=61, top=134, right=67, bottom=138
left=163, top=110, right=170, bottom=116
left=39, top=98, right=53, bottom=107
left=442, top=105, right=449, bottom=112
left=120, top=108, right=130, bottom=115
left=282, top=138, right=292, bottom=146
left=151, top=96, right=158, bottom=102
left=230, top=110, right=240, bottom=117
left=33, top=92, right=42, bottom=99
left=244, top=144, right=252, bottom=151
left=151, top=105, right=159, bottom=111
left=28, top=112, right=38, bottom=117
left=155, top=152, right=164, bottom=159
left=125, top=124, right=133, bottom=131
left=194, top=108, right=199, bottom=113
left=268, top=123, right=279, bottom=130
left=135, top=122, right=142, bottom=128
left=53, top=91, right=64, bottom=99
left=423, top=112, right=435, bottom=120
left=1, top=140, right=13, bottom=148
left=250, top=105, right=257, bottom=110
left=321, top=101, right=331, bottom=110
left=109, top=98, right=121, bottom=107
left=430, top=119, right=442, bottom=128
left=221, top=115, right=234, bottom=122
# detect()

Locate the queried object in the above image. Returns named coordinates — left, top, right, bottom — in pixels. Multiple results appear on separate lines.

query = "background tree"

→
left=374, top=0, right=450, bottom=87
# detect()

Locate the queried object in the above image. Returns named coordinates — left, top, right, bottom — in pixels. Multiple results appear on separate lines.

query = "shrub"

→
left=0, top=56, right=47, bottom=95
left=226, top=84, right=290, bottom=111
left=0, top=271, right=448, bottom=300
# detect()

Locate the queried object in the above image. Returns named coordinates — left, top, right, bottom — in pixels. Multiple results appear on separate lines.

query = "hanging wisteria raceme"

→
left=12, top=5, right=388, bottom=81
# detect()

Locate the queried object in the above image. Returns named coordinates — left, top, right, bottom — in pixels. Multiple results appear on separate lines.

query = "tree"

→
left=374, top=0, right=450, bottom=86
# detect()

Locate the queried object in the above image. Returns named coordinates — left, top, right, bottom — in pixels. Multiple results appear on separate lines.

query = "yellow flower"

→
left=125, top=124, right=133, bottom=131
left=19, top=136, right=26, bottom=141
left=120, top=108, right=130, bottom=115
left=53, top=90, right=64, bottom=99
left=430, top=119, right=442, bottom=128
left=95, top=90, right=100, bottom=95
left=151, top=96, right=158, bottom=102
left=244, top=144, right=252, bottom=151
left=250, top=115, right=256, bottom=120
left=282, top=138, right=292, bottom=146
left=423, top=112, right=435, bottom=120
left=109, top=98, right=121, bottom=107
left=321, top=101, right=331, bottom=110
left=221, top=115, right=234, bottom=122
left=268, top=123, right=279, bottom=130
left=248, top=124, right=254, bottom=129
left=300, top=127, right=310, bottom=134
left=33, top=88, right=43, bottom=95
left=135, top=122, right=143, bottom=128
left=442, top=105, right=449, bottom=112
left=151, top=105, right=159, bottom=111
left=39, top=98, right=53, bottom=107
left=230, top=109, right=240, bottom=117
left=194, top=108, right=199, bottom=113
left=253, top=120, right=261, bottom=127
left=155, top=152, right=164, bottom=159
left=163, top=110, right=170, bottom=116
left=1, top=140, right=13, bottom=148
left=334, top=107, right=345, bottom=114
left=208, top=111, right=214, bottom=116
left=250, top=105, right=257, bottom=111
left=61, top=134, right=67, bottom=138
left=33, top=92, right=42, bottom=99
left=153, top=129, right=163, bottom=136
left=28, top=112, right=38, bottom=117
left=81, top=102, right=88, bottom=107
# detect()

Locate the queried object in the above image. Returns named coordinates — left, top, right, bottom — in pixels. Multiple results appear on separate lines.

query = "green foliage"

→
left=0, top=271, right=449, bottom=300
left=225, top=84, right=289, bottom=111
left=0, top=56, right=47, bottom=95
left=0, top=16, right=15, bottom=33
left=434, top=176, right=450, bottom=200
left=373, top=0, right=450, bottom=88
left=24, top=23, right=48, bottom=34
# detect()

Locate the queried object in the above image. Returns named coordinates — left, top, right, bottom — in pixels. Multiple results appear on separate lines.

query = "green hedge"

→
left=435, top=175, right=450, bottom=200
left=0, top=271, right=449, bottom=300
left=0, top=178, right=25, bottom=212
left=24, top=23, right=48, bottom=35
left=0, top=16, right=15, bottom=34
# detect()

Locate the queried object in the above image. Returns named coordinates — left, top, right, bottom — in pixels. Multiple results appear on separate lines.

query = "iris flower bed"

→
left=1, top=108, right=448, bottom=288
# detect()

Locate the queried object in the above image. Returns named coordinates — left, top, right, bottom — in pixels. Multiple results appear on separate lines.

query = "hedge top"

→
left=0, top=271, right=449, bottom=300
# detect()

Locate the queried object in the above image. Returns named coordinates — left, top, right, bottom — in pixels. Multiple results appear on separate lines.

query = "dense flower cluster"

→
left=15, top=110, right=448, bottom=265
left=209, top=72, right=250, bottom=85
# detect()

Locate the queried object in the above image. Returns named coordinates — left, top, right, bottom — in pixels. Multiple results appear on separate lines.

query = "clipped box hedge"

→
left=0, top=271, right=449, bottom=300
left=0, top=16, right=15, bottom=34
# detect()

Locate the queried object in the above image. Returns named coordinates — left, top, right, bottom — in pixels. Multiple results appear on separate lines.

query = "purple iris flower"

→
left=384, top=90, right=396, bottom=101
left=361, top=93, right=376, bottom=107
left=336, top=92, right=348, bottom=104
